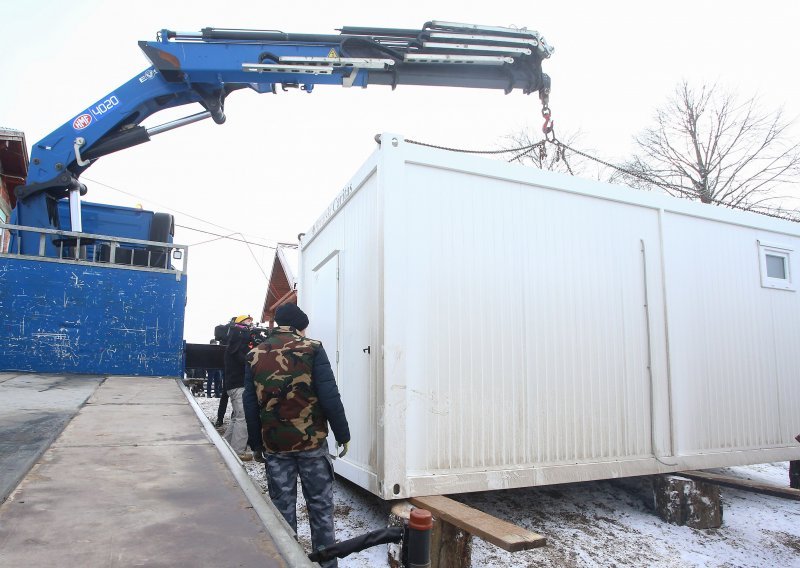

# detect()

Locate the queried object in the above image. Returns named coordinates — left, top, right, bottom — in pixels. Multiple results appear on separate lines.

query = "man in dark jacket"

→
left=223, top=315, right=253, bottom=459
left=249, top=303, right=350, bottom=568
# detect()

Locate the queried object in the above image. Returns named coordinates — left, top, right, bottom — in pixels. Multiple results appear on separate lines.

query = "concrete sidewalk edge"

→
left=178, top=379, right=318, bottom=568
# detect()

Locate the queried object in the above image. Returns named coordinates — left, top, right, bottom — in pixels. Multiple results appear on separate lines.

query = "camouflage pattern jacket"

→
left=249, top=326, right=350, bottom=454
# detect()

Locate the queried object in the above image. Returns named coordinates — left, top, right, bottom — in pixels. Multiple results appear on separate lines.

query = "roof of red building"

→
left=260, top=245, right=298, bottom=324
left=0, top=129, right=29, bottom=207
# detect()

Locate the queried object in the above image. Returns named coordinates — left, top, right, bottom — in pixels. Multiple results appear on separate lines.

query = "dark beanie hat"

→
left=275, top=303, right=309, bottom=331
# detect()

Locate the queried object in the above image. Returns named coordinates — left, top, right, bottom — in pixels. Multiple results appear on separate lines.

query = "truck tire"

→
left=149, top=212, right=174, bottom=243
left=146, top=213, right=174, bottom=268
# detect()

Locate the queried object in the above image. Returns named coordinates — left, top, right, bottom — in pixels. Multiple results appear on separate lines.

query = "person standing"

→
left=214, top=328, right=230, bottom=427
left=249, top=303, right=350, bottom=567
left=223, top=314, right=253, bottom=460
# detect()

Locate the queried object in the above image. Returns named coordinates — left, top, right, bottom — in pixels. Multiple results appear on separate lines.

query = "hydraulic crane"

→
left=12, top=20, right=552, bottom=255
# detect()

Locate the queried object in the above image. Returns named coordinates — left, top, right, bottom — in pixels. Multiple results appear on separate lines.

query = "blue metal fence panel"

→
left=0, top=257, right=186, bottom=376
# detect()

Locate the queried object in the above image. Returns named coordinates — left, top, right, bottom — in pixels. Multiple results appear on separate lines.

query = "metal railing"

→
left=0, top=222, right=188, bottom=279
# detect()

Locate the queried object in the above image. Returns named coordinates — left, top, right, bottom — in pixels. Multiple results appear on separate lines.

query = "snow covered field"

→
left=196, top=396, right=800, bottom=567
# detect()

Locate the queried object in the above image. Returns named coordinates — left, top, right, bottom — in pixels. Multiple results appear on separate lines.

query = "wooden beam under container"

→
left=409, top=495, right=546, bottom=552
left=679, top=470, right=800, bottom=501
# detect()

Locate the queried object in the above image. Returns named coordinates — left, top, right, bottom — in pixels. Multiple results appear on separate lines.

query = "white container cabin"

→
left=298, top=134, right=800, bottom=500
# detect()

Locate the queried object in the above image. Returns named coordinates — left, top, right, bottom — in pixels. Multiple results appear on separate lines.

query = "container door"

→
left=310, top=252, right=340, bottom=456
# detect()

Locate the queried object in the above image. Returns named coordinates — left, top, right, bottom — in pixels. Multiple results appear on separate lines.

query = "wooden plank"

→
left=409, top=495, right=546, bottom=552
left=680, top=470, right=800, bottom=501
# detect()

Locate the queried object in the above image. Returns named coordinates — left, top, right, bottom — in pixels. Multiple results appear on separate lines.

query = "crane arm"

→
left=14, top=20, right=552, bottom=244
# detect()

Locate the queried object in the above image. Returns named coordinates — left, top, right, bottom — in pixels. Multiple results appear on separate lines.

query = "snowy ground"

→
left=196, top=395, right=800, bottom=567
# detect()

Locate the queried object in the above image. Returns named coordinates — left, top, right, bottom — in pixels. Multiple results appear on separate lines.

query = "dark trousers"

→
left=243, top=364, right=263, bottom=452
left=266, top=446, right=337, bottom=568
left=216, top=390, right=228, bottom=424
left=206, top=369, right=223, bottom=398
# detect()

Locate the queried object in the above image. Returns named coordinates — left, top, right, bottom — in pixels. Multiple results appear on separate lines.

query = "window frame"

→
left=758, top=240, right=795, bottom=291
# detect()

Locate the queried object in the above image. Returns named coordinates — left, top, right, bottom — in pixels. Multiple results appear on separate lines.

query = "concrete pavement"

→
left=0, top=372, right=104, bottom=503
left=0, top=375, right=313, bottom=567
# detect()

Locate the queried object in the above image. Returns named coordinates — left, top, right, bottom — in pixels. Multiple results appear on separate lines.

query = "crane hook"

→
left=541, top=106, right=555, bottom=141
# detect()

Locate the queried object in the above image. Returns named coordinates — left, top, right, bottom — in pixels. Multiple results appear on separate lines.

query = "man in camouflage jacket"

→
left=248, top=303, right=350, bottom=567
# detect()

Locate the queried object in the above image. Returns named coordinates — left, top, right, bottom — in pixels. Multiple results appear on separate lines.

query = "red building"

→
left=0, top=128, right=28, bottom=252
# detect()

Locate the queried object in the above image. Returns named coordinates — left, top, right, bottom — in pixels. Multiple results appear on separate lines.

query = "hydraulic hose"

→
left=307, top=527, right=404, bottom=562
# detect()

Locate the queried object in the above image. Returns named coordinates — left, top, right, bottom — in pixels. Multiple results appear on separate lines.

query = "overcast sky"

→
left=2, top=1, right=799, bottom=342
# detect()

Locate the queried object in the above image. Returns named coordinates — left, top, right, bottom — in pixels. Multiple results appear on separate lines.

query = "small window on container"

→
left=758, top=241, right=795, bottom=291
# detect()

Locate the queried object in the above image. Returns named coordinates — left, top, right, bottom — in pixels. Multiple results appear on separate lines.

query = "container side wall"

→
left=302, top=136, right=800, bottom=498
left=663, top=213, right=800, bottom=453
left=300, top=173, right=380, bottom=488
left=383, top=163, right=663, bottom=478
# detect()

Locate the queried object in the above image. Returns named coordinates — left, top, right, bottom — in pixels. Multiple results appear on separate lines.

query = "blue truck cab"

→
left=55, top=200, right=175, bottom=268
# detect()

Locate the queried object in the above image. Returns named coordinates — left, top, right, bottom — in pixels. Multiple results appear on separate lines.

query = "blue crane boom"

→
left=12, top=20, right=553, bottom=253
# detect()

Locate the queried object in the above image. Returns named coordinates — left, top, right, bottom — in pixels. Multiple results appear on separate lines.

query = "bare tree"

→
left=613, top=81, right=800, bottom=211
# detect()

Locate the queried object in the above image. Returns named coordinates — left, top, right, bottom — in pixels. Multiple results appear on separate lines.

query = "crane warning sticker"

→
left=327, top=48, right=337, bottom=58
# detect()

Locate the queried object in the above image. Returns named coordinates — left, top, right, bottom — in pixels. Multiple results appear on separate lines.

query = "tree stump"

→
left=430, top=517, right=471, bottom=568
left=652, top=475, right=722, bottom=529
left=387, top=502, right=411, bottom=568
left=790, top=461, right=800, bottom=490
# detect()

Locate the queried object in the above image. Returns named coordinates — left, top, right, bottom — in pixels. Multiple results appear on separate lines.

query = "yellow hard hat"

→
left=233, top=314, right=252, bottom=324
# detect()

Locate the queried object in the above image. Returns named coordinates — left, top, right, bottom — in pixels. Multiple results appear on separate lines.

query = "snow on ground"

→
left=196, top=395, right=800, bottom=567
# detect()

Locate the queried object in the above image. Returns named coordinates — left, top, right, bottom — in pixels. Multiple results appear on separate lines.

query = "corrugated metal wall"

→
left=663, top=213, right=800, bottom=454
left=384, top=165, right=663, bottom=474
